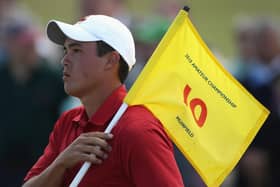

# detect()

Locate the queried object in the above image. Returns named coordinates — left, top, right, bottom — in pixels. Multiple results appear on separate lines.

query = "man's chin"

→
left=64, top=86, right=76, bottom=97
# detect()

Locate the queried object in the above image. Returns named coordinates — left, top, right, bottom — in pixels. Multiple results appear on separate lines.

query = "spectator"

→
left=125, top=16, right=170, bottom=88
left=0, top=22, right=66, bottom=186
left=79, top=0, right=132, bottom=27
left=0, top=0, right=38, bottom=65
left=231, top=16, right=258, bottom=80
left=236, top=17, right=280, bottom=187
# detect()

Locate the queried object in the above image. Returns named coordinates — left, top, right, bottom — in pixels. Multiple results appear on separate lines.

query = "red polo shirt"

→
left=24, top=85, right=184, bottom=187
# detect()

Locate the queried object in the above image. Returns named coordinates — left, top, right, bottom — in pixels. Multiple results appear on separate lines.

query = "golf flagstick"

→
left=69, top=103, right=128, bottom=187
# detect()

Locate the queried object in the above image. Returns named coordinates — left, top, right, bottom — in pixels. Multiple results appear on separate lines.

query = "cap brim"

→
left=46, top=20, right=99, bottom=45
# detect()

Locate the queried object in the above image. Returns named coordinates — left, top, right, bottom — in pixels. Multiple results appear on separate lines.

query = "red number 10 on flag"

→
left=184, top=84, right=207, bottom=127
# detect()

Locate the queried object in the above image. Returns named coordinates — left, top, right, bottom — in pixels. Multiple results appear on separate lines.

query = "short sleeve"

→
left=118, top=107, right=184, bottom=187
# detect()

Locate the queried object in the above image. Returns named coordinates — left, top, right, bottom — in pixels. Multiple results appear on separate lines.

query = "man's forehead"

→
left=64, top=38, right=97, bottom=47
left=64, top=38, right=83, bottom=45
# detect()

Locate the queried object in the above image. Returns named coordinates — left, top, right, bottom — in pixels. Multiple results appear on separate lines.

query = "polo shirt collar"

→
left=72, top=85, right=127, bottom=127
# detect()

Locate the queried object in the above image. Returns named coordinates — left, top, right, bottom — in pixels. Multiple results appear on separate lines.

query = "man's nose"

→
left=61, top=54, right=70, bottom=66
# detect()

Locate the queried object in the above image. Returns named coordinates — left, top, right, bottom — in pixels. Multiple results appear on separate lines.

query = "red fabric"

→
left=24, top=85, right=184, bottom=187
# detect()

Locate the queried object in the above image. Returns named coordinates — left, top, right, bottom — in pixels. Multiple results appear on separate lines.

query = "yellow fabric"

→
left=124, top=10, right=269, bottom=186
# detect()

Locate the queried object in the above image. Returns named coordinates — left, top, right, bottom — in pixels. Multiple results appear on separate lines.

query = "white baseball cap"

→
left=46, top=15, right=136, bottom=70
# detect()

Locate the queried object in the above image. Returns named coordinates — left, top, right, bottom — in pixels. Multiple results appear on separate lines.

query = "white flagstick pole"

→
left=69, top=103, right=128, bottom=187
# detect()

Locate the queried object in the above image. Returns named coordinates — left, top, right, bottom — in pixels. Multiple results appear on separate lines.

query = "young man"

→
left=23, top=15, right=184, bottom=187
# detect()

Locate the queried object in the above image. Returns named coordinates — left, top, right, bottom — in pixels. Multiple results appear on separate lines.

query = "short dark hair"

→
left=96, top=40, right=129, bottom=83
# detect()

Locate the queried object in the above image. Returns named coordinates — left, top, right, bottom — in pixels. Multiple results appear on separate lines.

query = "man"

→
left=23, top=15, right=184, bottom=186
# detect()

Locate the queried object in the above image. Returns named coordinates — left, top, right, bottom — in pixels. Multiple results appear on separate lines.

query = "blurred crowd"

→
left=0, top=0, right=279, bottom=186
left=0, top=1, right=67, bottom=186
left=230, top=15, right=280, bottom=187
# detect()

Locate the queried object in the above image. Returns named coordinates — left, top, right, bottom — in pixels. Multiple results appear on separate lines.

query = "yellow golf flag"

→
left=124, top=8, right=270, bottom=187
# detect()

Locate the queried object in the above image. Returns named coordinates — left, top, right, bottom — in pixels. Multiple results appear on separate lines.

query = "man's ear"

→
left=104, top=51, right=120, bottom=70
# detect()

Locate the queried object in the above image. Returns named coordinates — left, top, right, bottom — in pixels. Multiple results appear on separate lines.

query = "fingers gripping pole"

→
left=69, top=103, right=128, bottom=187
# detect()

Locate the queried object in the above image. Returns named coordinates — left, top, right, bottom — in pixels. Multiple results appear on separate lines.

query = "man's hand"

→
left=54, top=132, right=113, bottom=169
left=23, top=132, right=113, bottom=187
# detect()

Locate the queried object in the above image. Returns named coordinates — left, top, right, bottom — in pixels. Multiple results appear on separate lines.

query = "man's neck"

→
left=80, top=82, right=122, bottom=118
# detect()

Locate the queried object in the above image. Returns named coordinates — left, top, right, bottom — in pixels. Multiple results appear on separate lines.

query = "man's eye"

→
left=73, top=48, right=81, bottom=53
left=63, top=47, right=67, bottom=56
